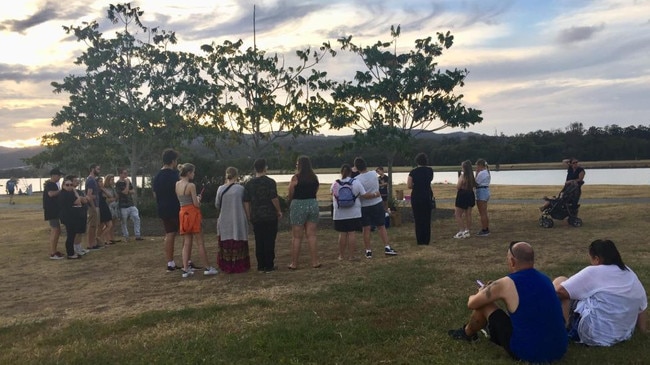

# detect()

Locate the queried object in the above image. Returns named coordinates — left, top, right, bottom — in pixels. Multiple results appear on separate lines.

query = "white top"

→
left=330, top=177, right=366, bottom=220
left=355, top=170, right=382, bottom=207
left=561, top=264, right=647, bottom=346
left=476, top=169, right=491, bottom=187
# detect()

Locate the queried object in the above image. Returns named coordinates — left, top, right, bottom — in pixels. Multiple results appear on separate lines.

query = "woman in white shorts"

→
left=475, top=159, right=491, bottom=236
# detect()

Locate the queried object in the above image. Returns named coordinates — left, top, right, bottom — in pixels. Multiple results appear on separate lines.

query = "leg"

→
left=454, top=207, right=465, bottom=232
left=289, top=225, right=304, bottom=268
left=477, top=200, right=489, bottom=231
left=377, top=225, right=390, bottom=247
left=182, top=234, right=193, bottom=271
left=64, top=224, right=76, bottom=257
left=49, top=222, right=61, bottom=255
left=553, top=276, right=571, bottom=326
left=253, top=223, right=265, bottom=270
left=347, top=232, right=356, bottom=259
left=338, top=232, right=346, bottom=260
left=465, top=207, right=473, bottom=233
left=194, top=231, right=210, bottom=268
left=131, top=207, right=141, bottom=237
left=87, top=208, right=98, bottom=247
left=362, top=226, right=371, bottom=251
left=305, top=222, right=319, bottom=267
left=164, top=232, right=176, bottom=262
left=120, top=208, right=129, bottom=239
left=265, top=220, right=278, bottom=270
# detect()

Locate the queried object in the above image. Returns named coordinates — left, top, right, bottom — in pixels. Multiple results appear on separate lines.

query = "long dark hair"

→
left=460, top=160, right=476, bottom=190
left=340, top=164, right=352, bottom=178
left=589, top=239, right=628, bottom=271
left=296, top=155, right=318, bottom=183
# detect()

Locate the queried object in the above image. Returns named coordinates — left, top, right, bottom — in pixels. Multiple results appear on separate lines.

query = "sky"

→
left=1, top=0, right=649, bottom=148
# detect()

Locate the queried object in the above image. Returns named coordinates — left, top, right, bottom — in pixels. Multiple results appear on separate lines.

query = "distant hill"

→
left=0, top=146, right=44, bottom=170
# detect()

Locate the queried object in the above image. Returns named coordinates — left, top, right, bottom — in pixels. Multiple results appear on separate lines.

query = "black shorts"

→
left=455, top=189, right=475, bottom=209
left=487, top=309, right=517, bottom=359
left=162, top=216, right=180, bottom=234
left=334, top=218, right=362, bottom=232
left=361, top=202, right=385, bottom=227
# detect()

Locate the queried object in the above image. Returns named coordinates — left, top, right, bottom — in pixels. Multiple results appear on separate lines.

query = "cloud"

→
left=557, top=24, right=605, bottom=44
left=1, top=2, right=59, bottom=34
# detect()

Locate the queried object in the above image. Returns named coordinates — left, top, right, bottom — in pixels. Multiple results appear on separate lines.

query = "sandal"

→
left=287, top=265, right=297, bottom=270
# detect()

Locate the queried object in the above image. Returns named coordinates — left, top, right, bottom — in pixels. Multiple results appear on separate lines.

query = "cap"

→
left=49, top=168, right=64, bottom=176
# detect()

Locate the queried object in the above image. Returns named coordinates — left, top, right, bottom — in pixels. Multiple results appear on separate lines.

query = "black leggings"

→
left=411, top=199, right=432, bottom=244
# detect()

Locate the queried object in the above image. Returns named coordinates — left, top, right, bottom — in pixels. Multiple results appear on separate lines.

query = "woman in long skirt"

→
left=215, top=167, right=250, bottom=273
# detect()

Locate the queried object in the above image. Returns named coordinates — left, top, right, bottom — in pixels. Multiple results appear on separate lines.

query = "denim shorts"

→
left=476, top=187, right=490, bottom=201
left=290, top=199, right=319, bottom=225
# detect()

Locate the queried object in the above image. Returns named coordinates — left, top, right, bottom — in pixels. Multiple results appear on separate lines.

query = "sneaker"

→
left=453, top=231, right=466, bottom=239
left=448, top=325, right=478, bottom=342
left=49, top=252, right=64, bottom=260
left=188, top=261, right=203, bottom=270
left=181, top=268, right=194, bottom=278
left=384, top=246, right=398, bottom=256
left=264, top=266, right=278, bottom=273
left=463, top=230, right=470, bottom=238
left=67, top=254, right=81, bottom=260
left=75, top=250, right=86, bottom=256
left=476, top=229, right=490, bottom=237
left=365, top=250, right=372, bottom=259
left=135, top=237, right=144, bottom=241
left=204, top=267, right=219, bottom=276
left=166, top=264, right=178, bottom=272
left=87, top=245, right=103, bottom=250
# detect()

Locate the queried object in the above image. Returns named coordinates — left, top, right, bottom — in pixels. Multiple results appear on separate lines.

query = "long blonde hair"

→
left=460, top=160, right=476, bottom=190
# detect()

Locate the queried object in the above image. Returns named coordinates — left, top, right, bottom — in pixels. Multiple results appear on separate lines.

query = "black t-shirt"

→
left=566, top=166, right=585, bottom=186
left=408, top=166, right=434, bottom=200
left=244, top=175, right=279, bottom=223
left=152, top=168, right=180, bottom=219
left=292, top=177, right=319, bottom=200
left=378, top=175, right=389, bottom=196
left=43, top=180, right=60, bottom=220
left=116, top=180, right=134, bottom=208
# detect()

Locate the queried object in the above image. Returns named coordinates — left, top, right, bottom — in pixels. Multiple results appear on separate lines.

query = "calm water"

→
left=8, top=168, right=650, bottom=193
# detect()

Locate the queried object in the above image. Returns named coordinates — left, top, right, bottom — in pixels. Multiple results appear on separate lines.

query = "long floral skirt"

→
left=217, top=237, right=250, bottom=273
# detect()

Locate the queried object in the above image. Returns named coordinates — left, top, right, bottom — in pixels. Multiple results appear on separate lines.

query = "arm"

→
left=271, top=197, right=283, bottom=219
left=467, top=278, right=503, bottom=310
left=638, top=310, right=648, bottom=333
left=243, top=201, right=251, bottom=220
left=189, top=183, right=200, bottom=208
left=86, top=187, right=96, bottom=208
left=555, top=285, right=571, bottom=300
left=407, top=175, right=413, bottom=189
left=287, top=176, right=297, bottom=202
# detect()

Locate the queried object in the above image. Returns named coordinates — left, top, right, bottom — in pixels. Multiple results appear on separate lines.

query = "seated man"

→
left=553, top=239, right=647, bottom=346
left=448, top=241, right=567, bottom=363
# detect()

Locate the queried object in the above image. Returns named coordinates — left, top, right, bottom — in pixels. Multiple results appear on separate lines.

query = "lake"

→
left=8, top=168, right=650, bottom=193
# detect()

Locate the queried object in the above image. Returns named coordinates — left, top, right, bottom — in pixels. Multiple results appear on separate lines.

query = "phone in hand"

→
left=476, top=280, right=485, bottom=288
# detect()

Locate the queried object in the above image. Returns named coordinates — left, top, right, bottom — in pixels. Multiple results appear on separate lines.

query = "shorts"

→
left=290, top=199, right=319, bottom=225
left=487, top=309, right=516, bottom=359
left=48, top=219, right=60, bottom=229
left=361, top=202, right=385, bottom=227
left=87, top=207, right=99, bottom=227
left=476, top=187, right=490, bottom=201
left=334, top=218, right=362, bottom=232
left=567, top=300, right=581, bottom=342
left=179, top=205, right=202, bottom=235
left=162, top=216, right=180, bottom=234
left=455, top=189, right=475, bottom=209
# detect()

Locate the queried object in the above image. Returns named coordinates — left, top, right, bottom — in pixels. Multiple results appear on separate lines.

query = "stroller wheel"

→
left=569, top=217, right=583, bottom=227
left=539, top=217, right=554, bottom=228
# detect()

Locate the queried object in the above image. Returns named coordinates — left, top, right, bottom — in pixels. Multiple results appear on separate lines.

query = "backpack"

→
left=334, top=179, right=357, bottom=208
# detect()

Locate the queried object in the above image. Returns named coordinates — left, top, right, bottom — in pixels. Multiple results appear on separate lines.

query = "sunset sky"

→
left=1, top=0, right=649, bottom=148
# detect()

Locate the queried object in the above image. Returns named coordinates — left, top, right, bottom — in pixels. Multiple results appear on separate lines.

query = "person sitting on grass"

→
left=448, top=241, right=567, bottom=364
left=553, top=239, right=647, bottom=346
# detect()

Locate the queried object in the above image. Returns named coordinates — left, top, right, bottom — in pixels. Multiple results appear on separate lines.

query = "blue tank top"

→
left=508, top=268, right=568, bottom=363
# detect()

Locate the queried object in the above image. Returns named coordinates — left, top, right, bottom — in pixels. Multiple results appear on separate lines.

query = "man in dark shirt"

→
left=152, top=149, right=182, bottom=272
left=243, top=158, right=283, bottom=273
left=43, top=168, right=63, bottom=259
left=116, top=168, right=142, bottom=241
left=85, top=164, right=101, bottom=249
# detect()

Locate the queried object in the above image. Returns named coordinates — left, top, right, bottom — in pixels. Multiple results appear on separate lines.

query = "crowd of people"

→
left=39, top=150, right=646, bottom=361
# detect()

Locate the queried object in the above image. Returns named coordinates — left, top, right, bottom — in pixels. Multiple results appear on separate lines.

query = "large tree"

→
left=199, top=39, right=336, bottom=164
left=329, top=26, right=483, bottom=198
left=28, top=3, right=212, bottom=194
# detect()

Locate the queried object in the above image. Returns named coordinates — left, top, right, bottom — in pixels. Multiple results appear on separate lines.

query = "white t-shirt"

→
left=355, top=170, right=382, bottom=207
left=475, top=169, right=491, bottom=187
left=561, top=264, right=647, bottom=346
left=330, top=177, right=366, bottom=220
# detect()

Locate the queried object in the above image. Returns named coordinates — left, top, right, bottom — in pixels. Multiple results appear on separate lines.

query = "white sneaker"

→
left=181, top=267, right=194, bottom=278
left=463, top=230, right=470, bottom=238
left=453, top=231, right=465, bottom=239
left=75, top=250, right=86, bottom=256
left=204, top=267, right=218, bottom=276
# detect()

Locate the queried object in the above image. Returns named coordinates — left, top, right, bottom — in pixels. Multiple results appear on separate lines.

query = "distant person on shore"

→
left=43, top=168, right=64, bottom=260
left=176, top=163, right=218, bottom=278
left=407, top=153, right=434, bottom=245
left=152, top=148, right=184, bottom=272
left=287, top=155, right=321, bottom=270
left=448, top=241, right=568, bottom=363
left=563, top=158, right=585, bottom=204
left=116, top=168, right=143, bottom=242
left=553, top=239, right=647, bottom=346
left=6, top=177, right=16, bottom=204
left=376, top=166, right=389, bottom=211
left=215, top=167, right=250, bottom=273
left=453, top=160, right=476, bottom=239
left=475, top=159, right=491, bottom=236
left=354, top=157, right=397, bottom=258
left=243, top=158, right=283, bottom=273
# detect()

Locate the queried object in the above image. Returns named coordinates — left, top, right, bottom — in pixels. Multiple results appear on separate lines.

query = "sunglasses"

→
left=508, top=241, right=519, bottom=259
left=64, top=183, right=73, bottom=187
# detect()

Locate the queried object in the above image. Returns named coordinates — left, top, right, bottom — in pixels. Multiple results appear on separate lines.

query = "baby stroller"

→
left=538, top=183, right=582, bottom=228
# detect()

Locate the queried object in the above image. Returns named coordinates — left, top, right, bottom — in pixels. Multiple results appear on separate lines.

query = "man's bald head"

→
left=509, top=241, right=535, bottom=266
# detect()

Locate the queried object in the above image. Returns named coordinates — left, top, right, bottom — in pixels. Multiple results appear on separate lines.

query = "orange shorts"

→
left=179, top=205, right=202, bottom=235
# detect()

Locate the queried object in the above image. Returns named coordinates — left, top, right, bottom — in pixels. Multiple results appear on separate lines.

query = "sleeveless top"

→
left=293, top=177, right=319, bottom=200
left=177, top=184, right=194, bottom=206
left=507, top=268, right=568, bottom=363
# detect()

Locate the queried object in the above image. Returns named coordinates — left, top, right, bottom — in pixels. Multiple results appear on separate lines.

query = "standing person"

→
left=453, top=160, right=476, bottom=239
left=103, top=174, right=120, bottom=243
left=176, top=163, right=218, bottom=278
left=72, top=176, right=91, bottom=254
left=85, top=164, right=101, bottom=249
left=152, top=148, right=183, bottom=272
left=553, top=239, right=647, bottom=346
left=58, top=176, right=87, bottom=259
left=376, top=166, right=389, bottom=212
left=354, top=157, right=397, bottom=258
left=332, top=164, right=376, bottom=261
left=96, top=177, right=114, bottom=245
left=475, top=159, right=491, bottom=236
left=448, top=241, right=568, bottom=364
left=562, top=158, right=586, bottom=205
left=407, top=153, right=434, bottom=245
left=215, top=167, right=250, bottom=273
left=116, top=168, right=143, bottom=242
left=243, top=158, right=282, bottom=273
left=287, top=155, right=321, bottom=269
left=6, top=177, right=16, bottom=205
left=43, top=168, right=64, bottom=260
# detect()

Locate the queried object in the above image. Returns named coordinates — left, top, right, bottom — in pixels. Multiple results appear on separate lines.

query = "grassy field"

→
left=0, top=185, right=648, bottom=364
